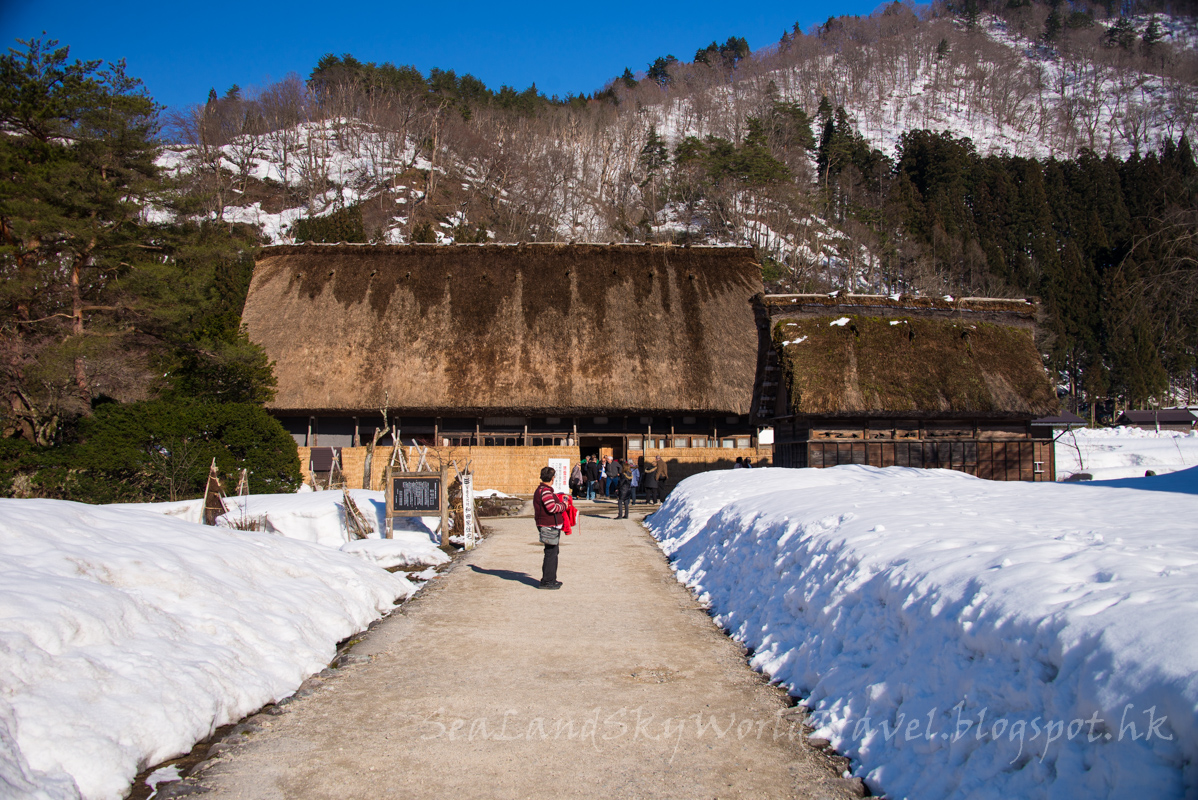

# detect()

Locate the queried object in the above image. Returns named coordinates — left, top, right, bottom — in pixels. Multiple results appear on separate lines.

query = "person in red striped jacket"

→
left=533, top=466, right=567, bottom=589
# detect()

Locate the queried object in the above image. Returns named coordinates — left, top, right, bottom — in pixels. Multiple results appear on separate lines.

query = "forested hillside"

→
left=1, top=0, right=1197, bottom=500
left=153, top=0, right=1198, bottom=408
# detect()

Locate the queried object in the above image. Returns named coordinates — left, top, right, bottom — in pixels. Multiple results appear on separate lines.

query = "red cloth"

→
left=533, top=484, right=567, bottom=528
left=561, top=495, right=579, bottom=535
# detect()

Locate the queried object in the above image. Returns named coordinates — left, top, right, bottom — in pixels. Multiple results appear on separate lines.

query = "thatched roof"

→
left=764, top=294, right=1039, bottom=326
left=243, top=243, right=763, bottom=416
left=772, top=311, right=1059, bottom=419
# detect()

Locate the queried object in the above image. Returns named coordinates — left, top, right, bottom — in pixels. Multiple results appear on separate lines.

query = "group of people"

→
left=567, top=454, right=668, bottom=518
left=733, top=457, right=758, bottom=469
left=535, top=455, right=669, bottom=587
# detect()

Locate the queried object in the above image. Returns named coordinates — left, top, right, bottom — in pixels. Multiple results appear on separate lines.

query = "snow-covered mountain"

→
left=153, top=8, right=1196, bottom=292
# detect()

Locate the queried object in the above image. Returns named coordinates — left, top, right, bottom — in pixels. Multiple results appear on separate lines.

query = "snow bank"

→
left=339, top=535, right=449, bottom=569
left=647, top=467, right=1198, bottom=799
left=1056, top=426, right=1198, bottom=481
left=115, top=489, right=444, bottom=563
left=0, top=499, right=414, bottom=800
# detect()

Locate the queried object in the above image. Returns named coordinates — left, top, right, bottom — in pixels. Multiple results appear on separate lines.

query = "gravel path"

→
left=192, top=502, right=862, bottom=799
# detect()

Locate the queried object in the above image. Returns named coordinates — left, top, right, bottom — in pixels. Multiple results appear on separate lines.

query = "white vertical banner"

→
left=460, top=472, right=475, bottom=549
left=548, top=458, right=570, bottom=495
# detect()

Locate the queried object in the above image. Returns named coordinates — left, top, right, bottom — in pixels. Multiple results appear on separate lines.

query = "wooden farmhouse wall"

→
left=299, top=445, right=769, bottom=496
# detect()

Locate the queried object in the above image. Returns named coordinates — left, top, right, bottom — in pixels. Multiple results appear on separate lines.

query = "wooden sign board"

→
left=387, top=472, right=442, bottom=517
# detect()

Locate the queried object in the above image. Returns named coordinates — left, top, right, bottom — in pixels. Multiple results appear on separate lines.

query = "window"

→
left=629, top=438, right=643, bottom=449
left=737, top=436, right=751, bottom=448
left=721, top=438, right=737, bottom=448
left=483, top=417, right=524, bottom=427
left=673, top=437, right=690, bottom=448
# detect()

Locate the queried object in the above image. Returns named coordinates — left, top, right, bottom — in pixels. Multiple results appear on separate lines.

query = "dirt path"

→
left=193, top=502, right=861, bottom=800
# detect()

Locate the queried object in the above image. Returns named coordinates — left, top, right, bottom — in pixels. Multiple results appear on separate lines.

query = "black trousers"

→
left=644, top=486, right=658, bottom=503
left=541, top=543, right=559, bottom=584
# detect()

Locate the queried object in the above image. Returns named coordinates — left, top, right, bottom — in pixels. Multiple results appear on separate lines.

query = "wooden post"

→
left=383, top=464, right=393, bottom=538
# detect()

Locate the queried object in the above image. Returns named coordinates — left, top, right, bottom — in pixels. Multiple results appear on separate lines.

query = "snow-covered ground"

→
left=0, top=496, right=426, bottom=800
left=1055, top=426, right=1198, bottom=481
left=647, top=465, right=1198, bottom=798
left=116, top=488, right=450, bottom=568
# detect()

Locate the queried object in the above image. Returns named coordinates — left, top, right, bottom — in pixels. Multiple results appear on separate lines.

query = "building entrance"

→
left=578, top=436, right=625, bottom=461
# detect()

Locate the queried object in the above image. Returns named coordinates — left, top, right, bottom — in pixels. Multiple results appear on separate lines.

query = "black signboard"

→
left=389, top=474, right=442, bottom=515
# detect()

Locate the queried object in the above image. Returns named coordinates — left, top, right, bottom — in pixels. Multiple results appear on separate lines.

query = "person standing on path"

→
left=570, top=461, right=584, bottom=498
left=585, top=456, right=600, bottom=501
left=605, top=456, right=620, bottom=498
left=641, top=457, right=658, bottom=504
left=533, top=466, right=567, bottom=589
left=616, top=461, right=633, bottom=519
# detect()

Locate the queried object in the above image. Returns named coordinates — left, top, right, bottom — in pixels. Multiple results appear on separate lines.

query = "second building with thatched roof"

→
left=763, top=294, right=1061, bottom=481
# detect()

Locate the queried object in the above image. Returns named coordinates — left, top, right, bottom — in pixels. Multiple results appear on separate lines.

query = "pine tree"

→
left=0, top=38, right=160, bottom=433
left=647, top=56, right=678, bottom=87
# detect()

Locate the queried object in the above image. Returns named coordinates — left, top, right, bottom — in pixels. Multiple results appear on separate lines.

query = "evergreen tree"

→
left=647, top=56, right=678, bottom=87
left=1106, top=17, right=1137, bottom=49
left=0, top=37, right=160, bottom=437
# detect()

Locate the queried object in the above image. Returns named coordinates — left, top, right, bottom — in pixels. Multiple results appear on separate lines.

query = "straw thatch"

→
left=243, top=243, right=763, bottom=416
left=764, top=294, right=1039, bottom=325
left=773, top=313, right=1058, bottom=418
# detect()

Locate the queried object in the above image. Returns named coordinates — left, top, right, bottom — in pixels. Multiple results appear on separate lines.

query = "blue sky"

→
left=2, top=0, right=887, bottom=112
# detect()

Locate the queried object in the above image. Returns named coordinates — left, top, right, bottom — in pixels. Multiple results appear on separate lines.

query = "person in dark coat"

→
left=605, top=456, right=620, bottom=498
left=654, top=455, right=669, bottom=502
left=641, top=457, right=659, bottom=504
left=616, top=461, right=633, bottom=518
left=584, top=456, right=601, bottom=501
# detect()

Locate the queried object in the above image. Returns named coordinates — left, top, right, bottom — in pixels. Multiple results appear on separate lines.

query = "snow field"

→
left=1056, top=426, right=1198, bottom=481
left=117, top=489, right=450, bottom=567
left=0, top=499, right=416, bottom=800
left=647, top=466, right=1198, bottom=799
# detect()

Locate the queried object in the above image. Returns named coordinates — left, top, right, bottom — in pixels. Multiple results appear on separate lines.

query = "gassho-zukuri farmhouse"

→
left=240, top=243, right=1062, bottom=494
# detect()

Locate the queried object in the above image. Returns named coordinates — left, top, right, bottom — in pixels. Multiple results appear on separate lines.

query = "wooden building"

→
left=241, top=243, right=768, bottom=494
left=764, top=295, right=1060, bottom=481
left=1113, top=409, right=1196, bottom=432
